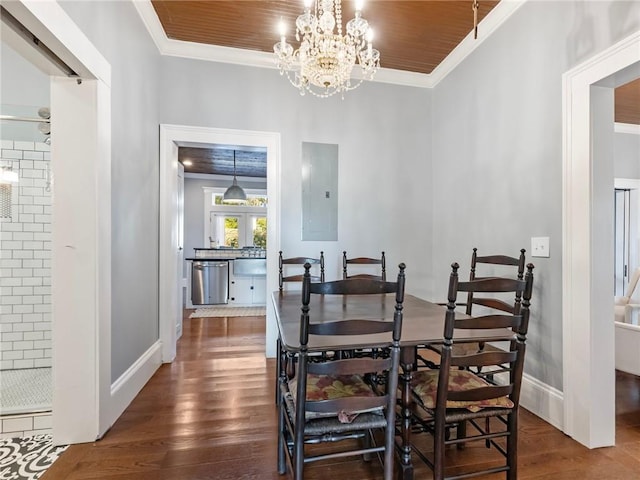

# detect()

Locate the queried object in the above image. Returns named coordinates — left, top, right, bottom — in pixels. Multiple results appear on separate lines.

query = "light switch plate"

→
left=531, top=236, right=550, bottom=258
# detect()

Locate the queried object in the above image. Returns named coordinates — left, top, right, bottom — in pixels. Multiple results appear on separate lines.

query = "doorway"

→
left=0, top=93, right=53, bottom=432
left=1, top=1, right=113, bottom=445
left=563, top=30, right=640, bottom=448
left=159, top=125, right=281, bottom=362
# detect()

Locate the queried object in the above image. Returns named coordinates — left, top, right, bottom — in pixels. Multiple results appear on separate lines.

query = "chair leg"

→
left=277, top=401, right=286, bottom=474
left=362, top=430, right=372, bottom=462
left=276, top=337, right=282, bottom=406
left=294, top=425, right=305, bottom=480
left=485, top=417, right=491, bottom=448
left=507, top=411, right=518, bottom=480
left=434, top=421, right=446, bottom=480
left=456, top=420, right=467, bottom=450
left=384, top=420, right=395, bottom=480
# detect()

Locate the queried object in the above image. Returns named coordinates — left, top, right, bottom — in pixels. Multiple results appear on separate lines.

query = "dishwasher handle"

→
left=193, top=262, right=227, bottom=268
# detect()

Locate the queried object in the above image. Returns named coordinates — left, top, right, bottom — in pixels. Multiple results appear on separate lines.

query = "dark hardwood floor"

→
left=43, top=311, right=640, bottom=479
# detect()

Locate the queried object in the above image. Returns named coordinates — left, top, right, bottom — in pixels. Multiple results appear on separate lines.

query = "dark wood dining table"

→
left=272, top=291, right=514, bottom=480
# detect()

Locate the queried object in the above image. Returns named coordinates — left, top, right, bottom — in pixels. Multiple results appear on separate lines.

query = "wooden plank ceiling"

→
left=151, top=0, right=499, bottom=75
left=179, top=146, right=267, bottom=178
left=155, top=1, right=640, bottom=177
left=616, top=79, right=640, bottom=125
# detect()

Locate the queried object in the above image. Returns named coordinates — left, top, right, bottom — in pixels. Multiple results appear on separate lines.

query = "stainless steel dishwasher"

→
left=191, top=260, right=229, bottom=305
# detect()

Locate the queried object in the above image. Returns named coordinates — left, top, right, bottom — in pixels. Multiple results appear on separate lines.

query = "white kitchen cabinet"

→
left=252, top=276, right=266, bottom=304
left=228, top=260, right=266, bottom=305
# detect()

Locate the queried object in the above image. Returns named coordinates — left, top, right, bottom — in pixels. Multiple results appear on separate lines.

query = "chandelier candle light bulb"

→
left=274, top=0, right=380, bottom=98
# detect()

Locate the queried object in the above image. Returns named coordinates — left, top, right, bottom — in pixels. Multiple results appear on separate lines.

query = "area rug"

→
left=189, top=306, right=266, bottom=318
left=0, top=434, right=67, bottom=480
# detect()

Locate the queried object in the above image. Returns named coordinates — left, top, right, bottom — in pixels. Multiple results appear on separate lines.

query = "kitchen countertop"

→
left=185, top=257, right=266, bottom=261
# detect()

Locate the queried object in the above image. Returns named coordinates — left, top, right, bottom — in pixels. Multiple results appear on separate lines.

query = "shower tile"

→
left=2, top=417, right=33, bottom=433
left=32, top=414, right=51, bottom=430
left=14, top=141, right=35, bottom=151
left=13, top=360, right=35, bottom=369
left=1, top=149, right=22, bottom=159
left=0, top=368, right=52, bottom=417
left=23, top=152, right=44, bottom=161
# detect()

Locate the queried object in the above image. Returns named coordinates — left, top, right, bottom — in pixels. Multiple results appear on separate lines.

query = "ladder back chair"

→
left=343, top=251, right=386, bottom=281
left=277, top=251, right=325, bottom=403
left=277, top=262, right=406, bottom=480
left=409, top=262, right=534, bottom=480
left=465, top=247, right=527, bottom=315
left=279, top=251, right=325, bottom=291
left=457, top=247, right=527, bottom=358
left=419, top=248, right=527, bottom=368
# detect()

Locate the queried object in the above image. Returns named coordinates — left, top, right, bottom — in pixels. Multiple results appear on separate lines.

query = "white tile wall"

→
left=1, top=140, right=52, bottom=370
left=0, top=412, right=52, bottom=438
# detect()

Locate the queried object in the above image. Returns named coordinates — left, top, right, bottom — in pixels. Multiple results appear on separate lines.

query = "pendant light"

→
left=223, top=150, right=247, bottom=203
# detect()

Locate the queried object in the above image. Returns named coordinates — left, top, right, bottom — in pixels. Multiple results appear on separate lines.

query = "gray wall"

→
left=159, top=58, right=433, bottom=292
left=615, top=132, right=640, bottom=179
left=59, top=1, right=161, bottom=382
left=49, top=0, right=640, bottom=395
left=184, top=178, right=219, bottom=264
left=432, top=0, right=640, bottom=390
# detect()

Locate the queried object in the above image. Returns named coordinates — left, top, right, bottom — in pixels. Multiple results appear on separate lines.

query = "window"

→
left=205, top=188, right=267, bottom=248
left=213, top=193, right=267, bottom=207
left=252, top=216, right=267, bottom=248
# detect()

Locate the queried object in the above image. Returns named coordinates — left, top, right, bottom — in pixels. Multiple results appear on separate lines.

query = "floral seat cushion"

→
left=411, top=368, right=514, bottom=413
left=288, top=374, right=383, bottom=422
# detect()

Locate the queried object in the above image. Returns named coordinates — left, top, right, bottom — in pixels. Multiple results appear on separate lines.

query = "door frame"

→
left=159, top=125, right=281, bottom=361
left=562, top=30, right=640, bottom=448
left=4, top=0, right=113, bottom=444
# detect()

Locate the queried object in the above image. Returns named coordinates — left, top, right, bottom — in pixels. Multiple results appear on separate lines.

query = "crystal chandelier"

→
left=274, top=0, right=380, bottom=98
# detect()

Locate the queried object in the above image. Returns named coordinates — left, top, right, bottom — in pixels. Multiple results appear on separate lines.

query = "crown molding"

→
left=134, top=0, right=526, bottom=90
left=428, top=0, right=527, bottom=87
left=615, top=122, right=640, bottom=135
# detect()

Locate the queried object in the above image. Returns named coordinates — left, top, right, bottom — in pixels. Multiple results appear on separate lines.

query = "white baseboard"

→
left=107, top=341, right=162, bottom=435
left=520, top=373, right=564, bottom=431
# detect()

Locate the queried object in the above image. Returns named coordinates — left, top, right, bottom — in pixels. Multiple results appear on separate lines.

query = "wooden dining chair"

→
left=277, top=262, right=406, bottom=480
left=343, top=251, right=386, bottom=281
left=464, top=247, right=527, bottom=314
left=409, top=262, right=534, bottom=480
left=418, top=248, right=527, bottom=368
left=456, top=247, right=527, bottom=357
left=277, top=251, right=325, bottom=403
left=279, top=251, right=324, bottom=291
